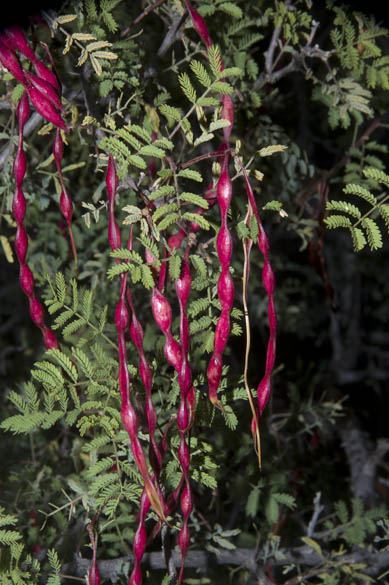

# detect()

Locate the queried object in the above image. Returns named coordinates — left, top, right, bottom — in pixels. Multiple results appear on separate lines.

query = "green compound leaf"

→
left=326, top=200, right=361, bottom=219
left=152, top=203, right=179, bottom=224
left=156, top=212, right=180, bottom=231
left=208, top=45, right=223, bottom=78
left=179, top=192, right=209, bottom=209
left=182, top=212, right=210, bottom=230
left=128, top=124, right=152, bottom=143
left=361, top=217, right=383, bottom=250
left=138, top=144, right=166, bottom=158
left=324, top=215, right=352, bottom=229
left=177, top=169, right=203, bottom=182
left=343, top=184, right=377, bottom=206
left=379, top=204, right=389, bottom=229
left=350, top=227, right=367, bottom=251
left=169, top=255, right=182, bottom=280
left=178, top=72, right=197, bottom=104
left=148, top=185, right=176, bottom=201
left=128, top=154, right=147, bottom=169
left=190, top=60, right=212, bottom=88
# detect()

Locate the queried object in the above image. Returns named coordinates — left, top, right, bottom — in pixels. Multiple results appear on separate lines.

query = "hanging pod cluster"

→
left=1, top=25, right=77, bottom=349
left=2, top=10, right=277, bottom=585
left=103, top=3, right=278, bottom=584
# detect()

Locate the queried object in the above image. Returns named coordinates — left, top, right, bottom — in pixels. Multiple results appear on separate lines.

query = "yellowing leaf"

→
left=0, top=236, right=14, bottom=263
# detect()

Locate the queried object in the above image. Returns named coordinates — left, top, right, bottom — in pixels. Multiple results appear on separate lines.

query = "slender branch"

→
left=133, top=0, right=168, bottom=25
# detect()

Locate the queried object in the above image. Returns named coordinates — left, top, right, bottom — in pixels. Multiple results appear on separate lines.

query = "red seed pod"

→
left=180, top=484, right=193, bottom=517
left=15, top=226, right=28, bottom=263
left=43, top=328, right=59, bottom=350
left=217, top=166, right=232, bottom=213
left=263, top=262, right=275, bottom=295
left=0, top=39, right=27, bottom=85
left=31, top=58, right=60, bottom=93
left=177, top=400, right=190, bottom=432
left=222, top=95, right=234, bottom=142
left=88, top=562, right=100, bottom=585
left=214, top=313, right=230, bottom=353
left=27, top=87, right=68, bottom=132
left=115, top=298, right=129, bottom=332
left=19, top=264, right=34, bottom=297
left=217, top=270, right=234, bottom=310
left=164, top=337, right=182, bottom=372
left=183, top=0, right=212, bottom=48
left=24, top=70, right=63, bottom=111
left=30, top=297, right=45, bottom=328
left=106, top=155, right=118, bottom=200
left=216, top=226, right=232, bottom=267
left=12, top=188, right=26, bottom=223
left=13, top=148, right=27, bottom=187
left=151, top=288, right=172, bottom=334
left=17, top=92, right=30, bottom=129
left=3, top=26, right=36, bottom=61
left=60, top=189, right=73, bottom=224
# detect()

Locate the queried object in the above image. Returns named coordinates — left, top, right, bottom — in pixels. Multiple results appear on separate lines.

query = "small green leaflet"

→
left=169, top=255, right=182, bottom=280
left=194, top=132, right=214, bottom=147
left=179, top=192, right=209, bottom=209
left=209, top=119, right=231, bottom=132
left=258, top=145, right=288, bottom=157
left=182, top=212, right=210, bottom=230
left=190, top=60, right=212, bottom=88
left=178, top=72, right=197, bottom=104
left=177, top=169, right=203, bottom=182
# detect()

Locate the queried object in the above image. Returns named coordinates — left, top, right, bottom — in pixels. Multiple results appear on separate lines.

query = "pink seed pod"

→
left=3, top=26, right=37, bottom=62
left=13, top=149, right=27, bottom=187
left=0, top=39, right=27, bottom=85
left=19, top=264, right=34, bottom=297
left=30, top=296, right=45, bottom=328
left=183, top=0, right=212, bottom=48
left=25, top=70, right=63, bottom=111
left=106, top=156, right=165, bottom=526
left=17, top=92, right=30, bottom=130
left=12, top=188, right=26, bottom=223
left=27, top=87, right=68, bottom=132
left=238, top=162, right=277, bottom=420
left=60, top=189, right=73, bottom=224
left=151, top=287, right=173, bottom=335
left=43, top=328, right=58, bottom=350
left=15, top=226, right=28, bottom=263
left=12, top=91, right=58, bottom=349
left=32, top=50, right=60, bottom=93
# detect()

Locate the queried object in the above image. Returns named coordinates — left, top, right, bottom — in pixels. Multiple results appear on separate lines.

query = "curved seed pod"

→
left=3, top=26, right=60, bottom=92
left=12, top=92, right=58, bottom=350
left=238, top=162, right=277, bottom=422
left=3, top=26, right=37, bottom=62
left=53, top=129, right=77, bottom=268
left=32, top=47, right=60, bottom=93
left=87, top=526, right=101, bottom=585
left=106, top=156, right=165, bottom=524
left=183, top=0, right=211, bottom=48
left=24, top=70, right=63, bottom=111
left=207, top=159, right=234, bottom=409
left=0, top=38, right=27, bottom=85
left=125, top=229, right=162, bottom=476
left=27, top=86, right=68, bottom=132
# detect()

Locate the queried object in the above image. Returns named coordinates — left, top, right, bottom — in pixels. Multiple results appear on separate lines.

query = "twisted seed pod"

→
left=207, top=159, right=234, bottom=409
left=175, top=246, right=195, bottom=585
left=12, top=92, right=58, bottom=349
left=129, top=416, right=174, bottom=585
left=183, top=2, right=236, bottom=411
left=106, top=156, right=165, bottom=522
left=3, top=25, right=60, bottom=92
left=125, top=230, right=162, bottom=475
left=53, top=129, right=77, bottom=268
left=24, top=70, right=63, bottom=111
left=239, top=163, right=277, bottom=419
left=183, top=0, right=211, bottom=48
left=0, top=38, right=27, bottom=85
left=87, top=526, right=101, bottom=585
left=28, top=86, right=68, bottom=132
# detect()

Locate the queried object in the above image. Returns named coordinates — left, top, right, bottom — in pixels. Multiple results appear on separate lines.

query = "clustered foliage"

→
left=0, top=1, right=388, bottom=585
